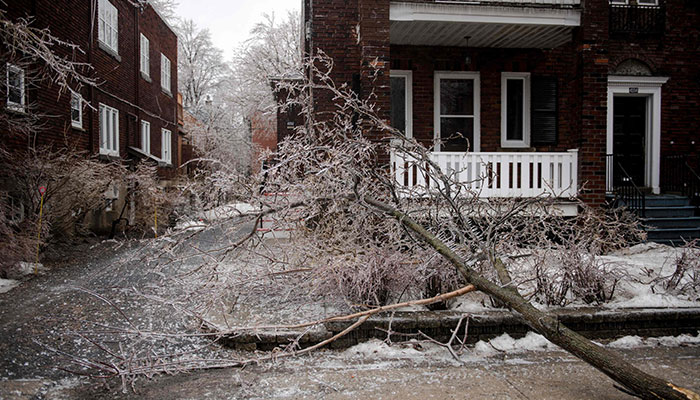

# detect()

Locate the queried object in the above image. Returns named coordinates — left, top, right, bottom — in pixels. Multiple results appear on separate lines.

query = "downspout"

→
left=134, top=4, right=140, bottom=150
left=88, top=0, right=96, bottom=153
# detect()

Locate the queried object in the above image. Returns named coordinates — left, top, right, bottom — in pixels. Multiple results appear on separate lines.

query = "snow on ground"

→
left=199, top=203, right=259, bottom=221
left=601, top=243, right=700, bottom=309
left=607, top=332, right=700, bottom=349
left=0, top=278, right=19, bottom=294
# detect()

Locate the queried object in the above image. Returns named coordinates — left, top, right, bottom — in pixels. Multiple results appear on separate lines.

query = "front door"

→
left=613, top=96, right=647, bottom=187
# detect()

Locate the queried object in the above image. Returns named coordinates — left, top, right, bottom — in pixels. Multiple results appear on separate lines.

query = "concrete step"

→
left=641, top=206, right=696, bottom=218
left=643, top=195, right=692, bottom=207
left=643, top=216, right=700, bottom=229
left=646, top=227, right=700, bottom=241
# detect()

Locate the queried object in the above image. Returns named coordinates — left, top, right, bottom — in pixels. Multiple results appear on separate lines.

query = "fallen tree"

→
left=48, top=54, right=699, bottom=399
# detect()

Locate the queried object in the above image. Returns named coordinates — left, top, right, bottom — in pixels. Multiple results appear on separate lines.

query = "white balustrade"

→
left=391, top=149, right=579, bottom=198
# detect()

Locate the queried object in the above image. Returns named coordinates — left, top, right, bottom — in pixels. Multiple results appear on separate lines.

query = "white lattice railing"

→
left=391, top=149, right=579, bottom=198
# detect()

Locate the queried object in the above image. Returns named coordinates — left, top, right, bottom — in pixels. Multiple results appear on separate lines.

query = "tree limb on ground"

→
left=362, top=194, right=699, bottom=400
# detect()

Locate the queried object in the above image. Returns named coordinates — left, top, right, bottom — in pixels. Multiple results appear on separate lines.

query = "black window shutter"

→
left=531, top=77, right=558, bottom=146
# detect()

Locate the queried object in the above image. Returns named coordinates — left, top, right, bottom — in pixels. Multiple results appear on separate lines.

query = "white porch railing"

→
left=391, top=149, right=579, bottom=198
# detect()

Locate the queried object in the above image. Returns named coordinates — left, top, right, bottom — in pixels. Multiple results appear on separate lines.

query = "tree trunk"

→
left=364, top=195, right=700, bottom=400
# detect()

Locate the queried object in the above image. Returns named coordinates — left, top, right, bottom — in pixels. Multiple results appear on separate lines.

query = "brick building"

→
left=2, top=0, right=179, bottom=230
left=301, top=0, right=700, bottom=232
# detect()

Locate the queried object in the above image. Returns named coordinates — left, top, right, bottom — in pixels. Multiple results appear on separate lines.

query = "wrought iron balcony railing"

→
left=610, top=1, right=665, bottom=36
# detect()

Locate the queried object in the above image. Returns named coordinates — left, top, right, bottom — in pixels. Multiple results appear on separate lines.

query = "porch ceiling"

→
left=390, top=2, right=581, bottom=49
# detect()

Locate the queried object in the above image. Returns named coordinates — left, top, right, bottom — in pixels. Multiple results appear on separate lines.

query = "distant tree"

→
left=177, top=19, right=229, bottom=116
left=229, top=11, right=301, bottom=115
left=145, top=0, right=179, bottom=25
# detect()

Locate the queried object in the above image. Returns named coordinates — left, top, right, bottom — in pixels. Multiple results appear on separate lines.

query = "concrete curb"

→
left=217, top=307, right=700, bottom=351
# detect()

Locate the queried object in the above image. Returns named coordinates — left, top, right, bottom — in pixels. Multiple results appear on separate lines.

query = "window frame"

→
left=6, top=63, right=25, bottom=111
left=433, top=71, right=481, bottom=152
left=140, top=33, right=150, bottom=77
left=161, top=128, right=172, bottom=164
left=160, top=54, right=171, bottom=93
left=98, top=0, right=119, bottom=54
left=99, top=103, right=120, bottom=157
left=389, top=70, right=413, bottom=139
left=501, top=72, right=531, bottom=148
left=71, top=92, right=83, bottom=128
left=140, top=120, right=151, bottom=154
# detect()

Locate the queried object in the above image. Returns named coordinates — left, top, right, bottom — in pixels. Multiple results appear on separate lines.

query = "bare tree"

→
left=176, top=19, right=228, bottom=116
left=145, top=0, right=179, bottom=25
left=228, top=11, right=301, bottom=115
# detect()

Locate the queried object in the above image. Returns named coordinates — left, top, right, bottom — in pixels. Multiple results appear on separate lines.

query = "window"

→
left=161, top=128, right=172, bottom=164
left=501, top=73, right=531, bottom=148
left=434, top=72, right=480, bottom=152
left=98, top=0, right=119, bottom=54
left=140, top=120, right=150, bottom=154
left=390, top=70, right=412, bottom=138
left=161, top=54, right=171, bottom=93
left=71, top=92, right=83, bottom=128
left=140, top=34, right=149, bottom=77
left=6, top=64, right=25, bottom=111
left=99, top=103, right=119, bottom=156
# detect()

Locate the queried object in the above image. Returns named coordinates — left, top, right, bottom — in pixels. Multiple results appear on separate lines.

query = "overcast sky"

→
left=175, top=0, right=301, bottom=60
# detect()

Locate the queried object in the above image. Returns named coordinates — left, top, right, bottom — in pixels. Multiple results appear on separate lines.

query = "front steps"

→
left=631, top=195, right=700, bottom=245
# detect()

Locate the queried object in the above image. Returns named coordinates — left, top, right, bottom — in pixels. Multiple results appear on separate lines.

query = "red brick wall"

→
left=607, top=1, right=700, bottom=173
left=303, top=0, right=700, bottom=204
left=2, top=0, right=178, bottom=179
left=390, top=45, right=579, bottom=153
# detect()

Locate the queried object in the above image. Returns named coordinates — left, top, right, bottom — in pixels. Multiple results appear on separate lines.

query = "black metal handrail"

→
left=607, top=154, right=647, bottom=218
left=662, top=155, right=700, bottom=215
left=610, top=1, right=665, bottom=36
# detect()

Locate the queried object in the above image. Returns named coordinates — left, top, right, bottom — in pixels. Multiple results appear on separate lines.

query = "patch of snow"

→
left=450, top=301, right=492, bottom=313
left=608, top=332, right=700, bottom=348
left=175, top=219, right=207, bottom=232
left=199, top=203, right=259, bottom=221
left=474, top=332, right=559, bottom=354
left=344, top=339, right=423, bottom=359
left=0, top=278, right=20, bottom=294
left=5, top=262, right=46, bottom=279
left=607, top=335, right=644, bottom=348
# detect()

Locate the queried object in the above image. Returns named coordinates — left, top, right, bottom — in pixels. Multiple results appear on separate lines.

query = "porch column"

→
left=577, top=0, right=610, bottom=206
left=358, top=0, right=391, bottom=163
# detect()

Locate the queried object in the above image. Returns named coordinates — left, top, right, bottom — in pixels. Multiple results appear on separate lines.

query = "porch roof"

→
left=390, top=1, right=581, bottom=49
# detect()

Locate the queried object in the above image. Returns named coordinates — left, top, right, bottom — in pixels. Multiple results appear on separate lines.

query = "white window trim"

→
left=140, top=33, right=150, bottom=77
left=160, top=54, right=171, bottom=93
left=6, top=63, right=25, bottom=111
left=71, top=92, right=83, bottom=128
left=99, top=103, right=120, bottom=156
left=161, top=128, right=172, bottom=164
left=141, top=120, right=151, bottom=154
left=390, top=69, right=413, bottom=139
left=434, top=71, right=480, bottom=152
left=501, top=72, right=531, bottom=148
left=98, top=0, right=119, bottom=54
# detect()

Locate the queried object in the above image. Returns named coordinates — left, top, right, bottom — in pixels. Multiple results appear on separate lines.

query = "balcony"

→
left=609, top=1, right=665, bottom=36
left=390, top=0, right=581, bottom=49
left=391, top=150, right=578, bottom=199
